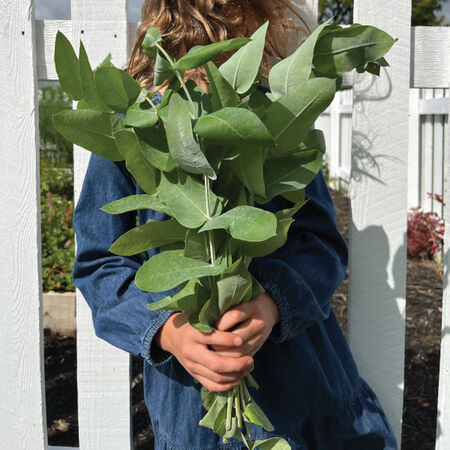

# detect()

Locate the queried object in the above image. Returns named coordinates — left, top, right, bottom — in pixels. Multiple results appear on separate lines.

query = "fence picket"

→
left=349, top=1, right=411, bottom=445
left=0, top=1, right=47, bottom=449
left=71, top=1, right=133, bottom=449
left=435, top=70, right=450, bottom=450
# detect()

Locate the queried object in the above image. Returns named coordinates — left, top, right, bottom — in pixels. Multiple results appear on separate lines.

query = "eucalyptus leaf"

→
left=228, top=147, right=266, bottom=198
left=243, top=402, right=274, bottom=432
left=184, top=228, right=210, bottom=261
left=109, top=219, right=185, bottom=256
left=124, top=100, right=158, bottom=128
left=136, top=250, right=224, bottom=292
left=263, top=149, right=323, bottom=201
left=313, top=24, right=397, bottom=75
left=173, top=37, right=250, bottom=71
left=79, top=40, right=110, bottom=111
left=199, top=206, right=277, bottom=243
left=101, top=194, right=171, bottom=215
left=54, top=31, right=83, bottom=101
left=194, top=108, right=273, bottom=147
left=137, top=128, right=177, bottom=172
left=154, top=52, right=175, bottom=86
left=146, top=278, right=209, bottom=312
left=142, top=27, right=162, bottom=58
left=219, top=21, right=269, bottom=94
left=52, top=109, right=123, bottom=161
left=114, top=128, right=158, bottom=194
left=264, top=77, right=335, bottom=153
left=166, top=92, right=216, bottom=179
left=204, top=61, right=240, bottom=111
left=188, top=313, right=215, bottom=333
left=95, top=66, right=141, bottom=113
left=268, top=19, right=332, bottom=98
left=158, top=169, right=222, bottom=228
left=253, top=438, right=291, bottom=450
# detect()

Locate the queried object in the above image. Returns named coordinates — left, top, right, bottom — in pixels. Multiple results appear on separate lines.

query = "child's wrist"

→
left=155, top=312, right=182, bottom=353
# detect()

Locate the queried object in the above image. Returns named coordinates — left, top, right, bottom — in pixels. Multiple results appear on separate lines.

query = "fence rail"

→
left=1, top=1, right=449, bottom=449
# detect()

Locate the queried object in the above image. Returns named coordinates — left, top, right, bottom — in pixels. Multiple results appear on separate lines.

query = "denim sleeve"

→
left=72, top=153, right=179, bottom=366
left=248, top=169, right=349, bottom=344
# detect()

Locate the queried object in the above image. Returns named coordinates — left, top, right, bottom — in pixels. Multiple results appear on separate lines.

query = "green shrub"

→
left=39, top=83, right=75, bottom=292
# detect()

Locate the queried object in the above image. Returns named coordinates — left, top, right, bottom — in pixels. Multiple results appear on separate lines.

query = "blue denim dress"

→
left=72, top=90, right=398, bottom=450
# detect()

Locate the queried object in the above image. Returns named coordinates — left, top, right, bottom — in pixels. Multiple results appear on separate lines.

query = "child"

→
left=72, top=1, right=398, bottom=448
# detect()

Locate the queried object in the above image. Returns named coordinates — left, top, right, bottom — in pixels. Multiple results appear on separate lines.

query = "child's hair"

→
left=124, top=0, right=311, bottom=92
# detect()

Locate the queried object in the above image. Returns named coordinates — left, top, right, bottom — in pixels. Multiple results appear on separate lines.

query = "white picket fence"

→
left=1, top=1, right=449, bottom=449
left=317, top=88, right=450, bottom=217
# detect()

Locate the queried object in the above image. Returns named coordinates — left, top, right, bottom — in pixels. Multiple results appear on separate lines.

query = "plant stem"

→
left=226, top=389, right=233, bottom=431
left=144, top=95, right=159, bottom=113
left=235, top=386, right=242, bottom=429
left=154, top=42, right=216, bottom=273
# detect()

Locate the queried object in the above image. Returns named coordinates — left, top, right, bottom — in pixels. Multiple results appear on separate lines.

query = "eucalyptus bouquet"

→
left=53, top=19, right=396, bottom=449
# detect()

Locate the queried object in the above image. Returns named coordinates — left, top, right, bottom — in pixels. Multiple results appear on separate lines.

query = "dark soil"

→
left=44, top=188, right=444, bottom=449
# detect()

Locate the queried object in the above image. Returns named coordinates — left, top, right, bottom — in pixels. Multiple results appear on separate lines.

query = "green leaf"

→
left=166, top=92, right=216, bottom=179
left=154, top=52, right=174, bottom=86
left=194, top=108, right=273, bottom=147
left=173, top=37, right=250, bottom=71
left=95, top=52, right=113, bottom=69
left=263, top=149, right=323, bottom=200
left=199, top=206, right=277, bottom=242
left=109, top=219, right=185, bottom=256
left=79, top=40, right=110, bottom=111
left=95, top=66, right=141, bottom=113
left=204, top=61, right=240, bottom=111
left=228, top=147, right=266, bottom=198
left=124, top=100, right=158, bottom=128
left=243, top=402, right=274, bottom=432
left=189, top=313, right=215, bottom=333
left=135, top=127, right=177, bottom=172
left=54, top=31, right=83, bottom=100
left=147, top=278, right=209, bottom=312
left=199, top=394, right=228, bottom=430
left=270, top=128, right=326, bottom=158
left=184, top=229, right=209, bottom=261
left=269, top=19, right=332, bottom=98
left=233, top=198, right=307, bottom=257
left=216, top=257, right=252, bottom=315
left=141, top=27, right=162, bottom=58
left=158, top=169, right=222, bottom=228
left=52, top=109, right=123, bottom=161
left=253, top=438, right=291, bottom=450
left=219, top=21, right=269, bottom=94
left=101, top=194, right=171, bottom=215
left=136, top=250, right=224, bottom=292
left=264, top=78, right=335, bottom=153
left=245, top=372, right=259, bottom=390
left=313, top=24, right=397, bottom=75
left=114, top=128, right=158, bottom=194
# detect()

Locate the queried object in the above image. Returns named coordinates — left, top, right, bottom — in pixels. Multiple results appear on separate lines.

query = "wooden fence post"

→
left=71, top=1, right=133, bottom=448
left=0, top=1, right=47, bottom=448
left=435, top=63, right=450, bottom=450
left=349, top=0, right=411, bottom=445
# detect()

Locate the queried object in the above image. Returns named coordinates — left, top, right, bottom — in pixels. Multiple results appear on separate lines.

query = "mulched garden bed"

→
left=44, top=188, right=444, bottom=449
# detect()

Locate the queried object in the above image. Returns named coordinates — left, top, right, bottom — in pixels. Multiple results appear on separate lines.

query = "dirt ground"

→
left=44, top=188, right=444, bottom=449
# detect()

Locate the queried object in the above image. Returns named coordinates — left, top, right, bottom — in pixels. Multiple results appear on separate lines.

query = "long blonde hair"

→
left=124, top=0, right=311, bottom=92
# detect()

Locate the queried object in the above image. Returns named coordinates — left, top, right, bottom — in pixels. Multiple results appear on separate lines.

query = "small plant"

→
left=40, top=158, right=75, bottom=291
left=407, top=192, right=444, bottom=263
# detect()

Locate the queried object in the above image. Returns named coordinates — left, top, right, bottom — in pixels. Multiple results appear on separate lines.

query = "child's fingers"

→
left=191, top=372, right=240, bottom=393
left=197, top=348, right=254, bottom=376
left=194, top=329, right=243, bottom=347
left=215, top=304, right=252, bottom=331
left=190, top=360, right=243, bottom=385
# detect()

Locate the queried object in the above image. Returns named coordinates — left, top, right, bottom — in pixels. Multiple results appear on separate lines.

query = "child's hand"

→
left=155, top=311, right=254, bottom=392
left=211, top=293, right=280, bottom=358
